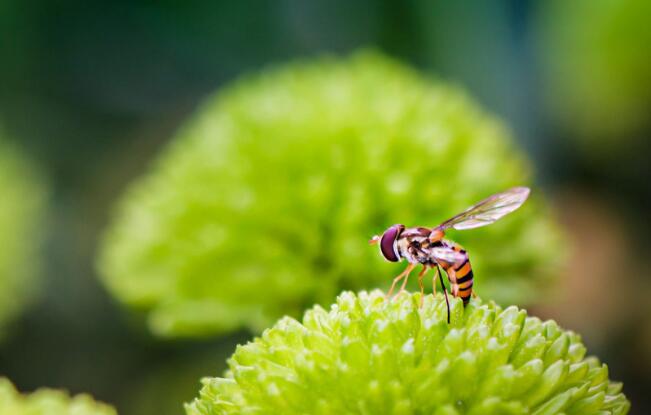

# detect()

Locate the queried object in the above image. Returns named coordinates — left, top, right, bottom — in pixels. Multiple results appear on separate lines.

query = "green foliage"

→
left=0, top=135, right=46, bottom=339
left=0, top=377, right=116, bottom=415
left=186, top=291, right=629, bottom=415
left=537, top=0, right=651, bottom=145
left=98, top=51, right=563, bottom=337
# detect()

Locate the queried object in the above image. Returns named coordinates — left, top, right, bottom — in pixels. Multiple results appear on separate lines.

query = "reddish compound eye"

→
left=379, top=224, right=404, bottom=262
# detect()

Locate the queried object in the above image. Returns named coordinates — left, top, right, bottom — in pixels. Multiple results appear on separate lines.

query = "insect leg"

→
left=432, top=267, right=438, bottom=295
left=447, top=267, right=459, bottom=297
left=436, top=264, right=451, bottom=324
left=398, top=265, right=416, bottom=293
left=385, top=263, right=416, bottom=299
left=417, top=265, right=428, bottom=307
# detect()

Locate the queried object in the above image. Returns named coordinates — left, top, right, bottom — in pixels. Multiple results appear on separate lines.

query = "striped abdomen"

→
left=442, top=241, right=473, bottom=305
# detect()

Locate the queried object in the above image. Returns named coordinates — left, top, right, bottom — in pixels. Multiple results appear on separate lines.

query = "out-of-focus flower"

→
left=0, top=135, right=46, bottom=339
left=0, top=377, right=116, bottom=415
left=187, top=291, right=630, bottom=415
left=98, top=51, right=563, bottom=337
left=536, top=0, right=651, bottom=149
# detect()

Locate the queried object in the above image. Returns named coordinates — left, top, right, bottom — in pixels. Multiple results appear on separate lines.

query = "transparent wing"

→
left=429, top=247, right=466, bottom=267
left=438, top=187, right=530, bottom=231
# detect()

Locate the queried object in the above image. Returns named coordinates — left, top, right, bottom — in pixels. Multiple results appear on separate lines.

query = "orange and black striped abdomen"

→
left=445, top=242, right=474, bottom=305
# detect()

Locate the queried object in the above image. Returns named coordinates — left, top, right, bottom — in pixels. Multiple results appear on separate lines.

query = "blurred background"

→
left=0, top=0, right=649, bottom=414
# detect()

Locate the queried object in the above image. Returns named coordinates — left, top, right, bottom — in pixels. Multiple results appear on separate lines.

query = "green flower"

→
left=0, top=135, right=46, bottom=340
left=537, top=0, right=651, bottom=146
left=0, top=377, right=116, bottom=415
left=186, top=291, right=630, bottom=415
left=98, top=51, right=563, bottom=337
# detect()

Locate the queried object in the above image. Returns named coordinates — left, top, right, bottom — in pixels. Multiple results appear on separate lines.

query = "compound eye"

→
left=379, top=224, right=404, bottom=262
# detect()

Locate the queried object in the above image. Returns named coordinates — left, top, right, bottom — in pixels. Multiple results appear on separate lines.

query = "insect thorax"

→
left=396, top=227, right=437, bottom=264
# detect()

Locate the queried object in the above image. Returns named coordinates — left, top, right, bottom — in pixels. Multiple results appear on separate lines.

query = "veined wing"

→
left=438, top=187, right=530, bottom=231
left=429, top=246, right=466, bottom=267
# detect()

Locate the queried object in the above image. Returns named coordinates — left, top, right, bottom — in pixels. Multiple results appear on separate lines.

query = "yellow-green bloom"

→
left=98, top=51, right=563, bottom=337
left=0, top=377, right=116, bottom=415
left=0, top=135, right=46, bottom=340
left=187, top=291, right=629, bottom=415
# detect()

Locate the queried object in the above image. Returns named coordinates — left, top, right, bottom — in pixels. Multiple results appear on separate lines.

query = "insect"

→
left=370, top=186, right=530, bottom=323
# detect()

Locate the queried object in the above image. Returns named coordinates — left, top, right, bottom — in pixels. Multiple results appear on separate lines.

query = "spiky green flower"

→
left=187, top=291, right=629, bottom=415
left=0, top=377, right=116, bottom=415
left=98, top=51, right=563, bottom=337
left=0, top=135, right=46, bottom=340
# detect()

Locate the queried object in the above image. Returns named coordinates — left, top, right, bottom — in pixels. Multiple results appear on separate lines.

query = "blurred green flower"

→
left=186, top=291, right=630, bottom=415
left=537, top=0, right=651, bottom=147
left=98, top=51, right=563, bottom=337
left=0, top=135, right=46, bottom=339
left=0, top=377, right=116, bottom=415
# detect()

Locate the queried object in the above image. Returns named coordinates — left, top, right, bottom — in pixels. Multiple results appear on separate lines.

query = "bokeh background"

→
left=0, top=1, right=649, bottom=414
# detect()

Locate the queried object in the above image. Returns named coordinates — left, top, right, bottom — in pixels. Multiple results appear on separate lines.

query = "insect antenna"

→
left=436, top=264, right=451, bottom=324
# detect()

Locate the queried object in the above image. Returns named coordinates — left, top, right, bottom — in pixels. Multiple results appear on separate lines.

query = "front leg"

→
left=385, top=263, right=416, bottom=299
left=399, top=262, right=419, bottom=293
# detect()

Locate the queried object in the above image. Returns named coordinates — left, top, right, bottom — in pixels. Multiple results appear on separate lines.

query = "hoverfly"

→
left=370, top=186, right=530, bottom=323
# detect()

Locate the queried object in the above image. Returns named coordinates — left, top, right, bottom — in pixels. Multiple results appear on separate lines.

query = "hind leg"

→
left=435, top=265, right=451, bottom=324
left=432, top=267, right=438, bottom=295
left=417, top=265, right=429, bottom=307
left=447, top=268, right=459, bottom=297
